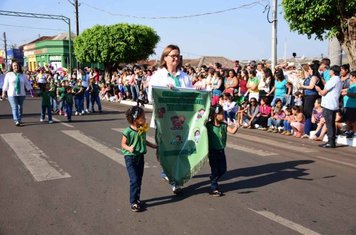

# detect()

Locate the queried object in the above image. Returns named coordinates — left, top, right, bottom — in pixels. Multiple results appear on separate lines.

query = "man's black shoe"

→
left=319, top=143, right=336, bottom=148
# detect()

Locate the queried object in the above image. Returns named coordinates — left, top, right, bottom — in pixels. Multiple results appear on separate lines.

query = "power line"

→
left=81, top=0, right=267, bottom=20
left=0, top=23, right=66, bottom=32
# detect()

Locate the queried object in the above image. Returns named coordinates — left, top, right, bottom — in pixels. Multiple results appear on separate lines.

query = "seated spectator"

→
left=282, top=107, right=293, bottom=136
left=311, top=117, right=327, bottom=141
left=193, top=73, right=207, bottom=89
left=256, top=97, right=272, bottom=130
left=237, top=100, right=248, bottom=127
left=335, top=111, right=344, bottom=135
left=242, top=97, right=259, bottom=128
left=291, top=106, right=305, bottom=138
left=222, top=93, right=238, bottom=125
left=267, top=99, right=285, bottom=133
left=294, top=91, right=303, bottom=107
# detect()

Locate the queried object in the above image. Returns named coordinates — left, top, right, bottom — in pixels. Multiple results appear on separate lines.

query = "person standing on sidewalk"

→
left=315, top=65, right=343, bottom=148
left=2, top=61, right=33, bottom=126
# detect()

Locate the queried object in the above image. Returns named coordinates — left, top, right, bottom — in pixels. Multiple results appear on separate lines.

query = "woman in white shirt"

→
left=2, top=61, right=32, bottom=126
left=148, top=44, right=194, bottom=194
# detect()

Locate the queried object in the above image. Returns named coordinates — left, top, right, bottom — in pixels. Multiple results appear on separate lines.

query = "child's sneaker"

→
left=210, top=190, right=223, bottom=197
left=40, top=119, right=44, bottom=122
left=171, top=184, right=182, bottom=195
left=285, top=131, right=292, bottom=136
left=49, top=120, right=53, bottom=124
left=85, top=109, right=90, bottom=114
left=81, top=110, right=85, bottom=115
left=75, top=111, right=79, bottom=116
left=131, top=203, right=141, bottom=212
left=160, top=171, right=169, bottom=181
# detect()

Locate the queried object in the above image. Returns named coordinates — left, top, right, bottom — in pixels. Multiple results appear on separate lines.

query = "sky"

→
left=0, top=0, right=328, bottom=61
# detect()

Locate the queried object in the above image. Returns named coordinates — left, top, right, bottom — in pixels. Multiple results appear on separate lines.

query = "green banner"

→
left=152, top=86, right=211, bottom=186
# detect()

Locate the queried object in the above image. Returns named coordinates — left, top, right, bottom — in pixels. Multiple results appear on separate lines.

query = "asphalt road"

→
left=0, top=97, right=355, bottom=235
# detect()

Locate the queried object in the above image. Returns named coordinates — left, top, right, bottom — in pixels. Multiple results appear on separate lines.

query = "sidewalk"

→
left=119, top=99, right=153, bottom=110
left=115, top=99, right=355, bottom=148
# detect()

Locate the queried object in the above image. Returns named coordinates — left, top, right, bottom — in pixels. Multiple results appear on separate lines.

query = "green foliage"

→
left=281, top=0, right=356, bottom=40
left=74, top=23, right=160, bottom=64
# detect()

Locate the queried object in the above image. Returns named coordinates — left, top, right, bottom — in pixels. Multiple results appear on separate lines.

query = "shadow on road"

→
left=144, top=160, right=314, bottom=208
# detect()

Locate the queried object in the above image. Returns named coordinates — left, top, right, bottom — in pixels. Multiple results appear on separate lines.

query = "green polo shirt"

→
left=38, top=91, right=55, bottom=107
left=121, top=127, right=147, bottom=156
left=206, top=121, right=227, bottom=150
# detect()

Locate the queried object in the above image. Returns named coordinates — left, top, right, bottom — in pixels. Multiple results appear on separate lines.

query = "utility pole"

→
left=75, top=0, right=79, bottom=36
left=271, top=0, right=277, bottom=72
left=3, top=32, right=8, bottom=71
left=68, top=0, right=80, bottom=69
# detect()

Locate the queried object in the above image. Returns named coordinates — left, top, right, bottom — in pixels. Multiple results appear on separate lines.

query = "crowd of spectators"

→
left=0, top=57, right=355, bottom=145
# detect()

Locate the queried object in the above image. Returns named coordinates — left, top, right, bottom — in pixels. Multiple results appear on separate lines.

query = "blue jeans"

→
left=125, top=155, right=144, bottom=204
left=91, top=95, right=102, bottom=112
left=65, top=103, right=73, bottom=120
left=268, top=118, right=283, bottom=128
left=283, top=120, right=292, bottom=132
left=208, top=149, right=227, bottom=191
left=41, top=105, right=52, bottom=121
left=74, top=95, right=84, bottom=113
left=323, top=108, right=337, bottom=144
left=7, top=96, right=26, bottom=122
left=84, top=88, right=91, bottom=110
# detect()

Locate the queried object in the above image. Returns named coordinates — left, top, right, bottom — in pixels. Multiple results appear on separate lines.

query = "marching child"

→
left=38, top=83, right=55, bottom=124
left=206, top=104, right=239, bottom=196
left=65, top=86, right=74, bottom=122
left=121, top=106, right=157, bottom=212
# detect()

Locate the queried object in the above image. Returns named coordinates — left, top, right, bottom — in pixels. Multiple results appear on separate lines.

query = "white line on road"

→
left=248, top=208, right=321, bottom=235
left=61, top=130, right=126, bottom=166
left=0, top=133, right=71, bottom=182
left=315, top=156, right=356, bottom=169
left=52, top=117, right=74, bottom=128
left=234, top=133, right=316, bottom=153
left=112, top=128, right=276, bottom=157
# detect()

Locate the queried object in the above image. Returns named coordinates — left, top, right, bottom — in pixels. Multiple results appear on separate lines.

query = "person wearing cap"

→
left=315, top=65, right=343, bottom=148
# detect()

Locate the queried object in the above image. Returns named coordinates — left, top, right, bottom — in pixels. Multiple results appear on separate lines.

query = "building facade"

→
left=23, top=33, right=76, bottom=71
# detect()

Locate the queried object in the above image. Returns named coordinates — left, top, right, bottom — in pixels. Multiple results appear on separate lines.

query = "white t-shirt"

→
left=2, top=72, right=32, bottom=96
left=148, top=67, right=192, bottom=128
left=321, top=75, right=342, bottom=110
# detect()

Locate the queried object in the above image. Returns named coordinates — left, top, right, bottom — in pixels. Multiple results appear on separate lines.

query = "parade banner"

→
left=152, top=86, right=211, bottom=186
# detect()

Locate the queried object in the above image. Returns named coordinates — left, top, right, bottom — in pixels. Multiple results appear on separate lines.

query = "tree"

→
left=74, top=23, right=160, bottom=73
left=282, top=0, right=356, bottom=69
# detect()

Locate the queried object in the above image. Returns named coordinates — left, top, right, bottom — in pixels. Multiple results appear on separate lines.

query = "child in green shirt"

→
left=38, top=83, right=56, bottom=124
left=121, top=106, right=157, bottom=212
left=206, top=104, right=239, bottom=196
left=65, top=86, right=74, bottom=122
